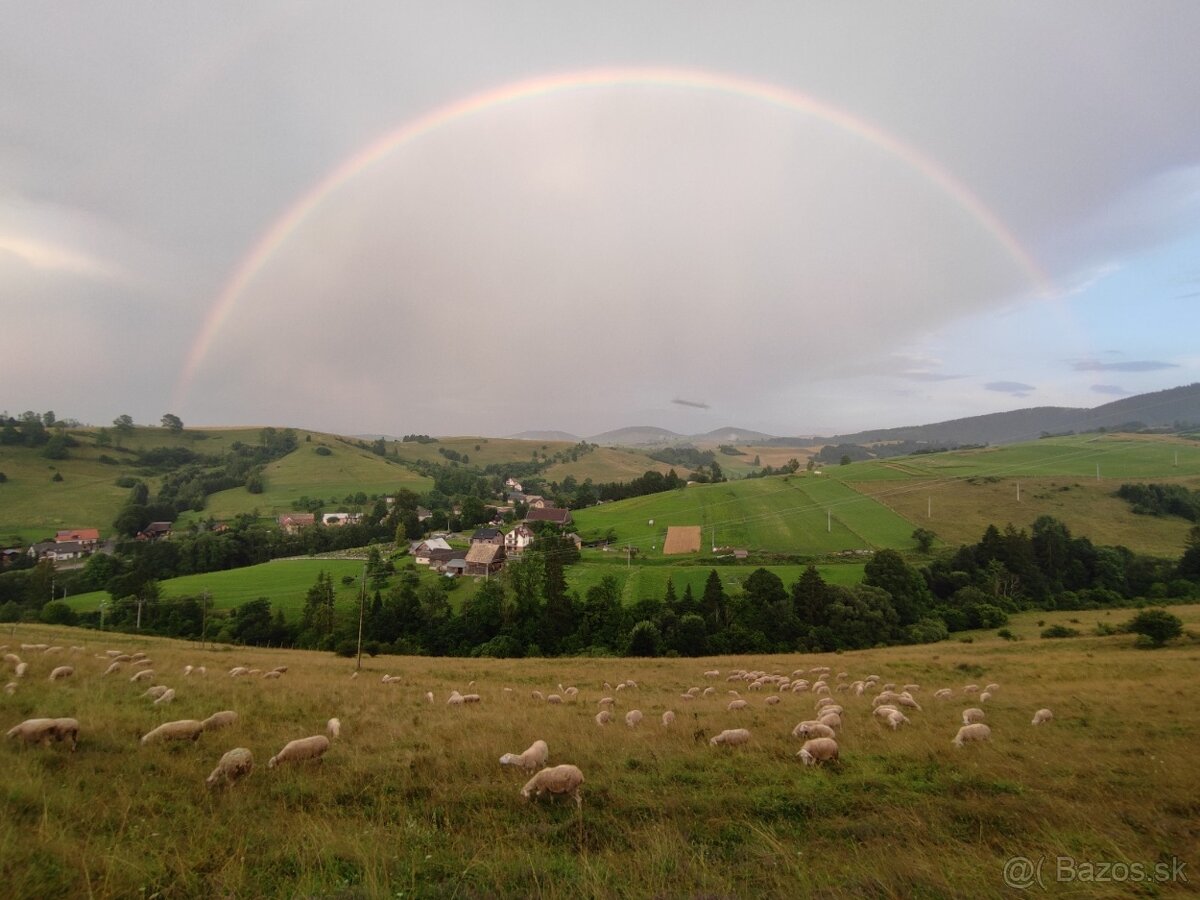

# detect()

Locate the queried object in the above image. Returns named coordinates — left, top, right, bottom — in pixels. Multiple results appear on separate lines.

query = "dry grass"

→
left=1, top=607, right=1198, bottom=898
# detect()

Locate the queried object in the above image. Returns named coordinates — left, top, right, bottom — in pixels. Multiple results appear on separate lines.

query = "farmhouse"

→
left=277, top=513, right=315, bottom=534
left=503, top=524, right=535, bottom=555
left=411, top=537, right=451, bottom=565
left=504, top=477, right=523, bottom=492
left=28, top=540, right=88, bottom=562
left=471, top=527, right=503, bottom=546
left=137, top=522, right=173, bottom=542
left=464, top=542, right=505, bottom=577
left=526, top=507, right=572, bottom=526
left=321, top=512, right=362, bottom=527
left=55, top=528, right=100, bottom=550
left=663, top=526, right=702, bottom=555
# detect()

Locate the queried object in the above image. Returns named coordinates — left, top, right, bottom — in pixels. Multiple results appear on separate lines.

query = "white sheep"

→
left=229, top=666, right=249, bottom=677
left=499, top=739, right=549, bottom=771
left=661, top=710, right=675, bottom=727
left=3, top=653, right=21, bottom=668
left=153, top=688, right=176, bottom=705
left=15, top=662, right=28, bottom=678
left=530, top=690, right=544, bottom=702
left=3, top=682, right=15, bottom=695
left=48, top=666, right=74, bottom=681
left=425, top=691, right=434, bottom=703
left=202, top=710, right=238, bottom=731
left=447, top=691, right=464, bottom=706
left=6, top=717, right=79, bottom=750
left=952, top=723, right=992, bottom=747
left=130, top=652, right=148, bottom=662
left=792, top=721, right=835, bottom=740
left=142, top=685, right=170, bottom=699
left=141, top=719, right=205, bottom=745
left=598, top=697, right=615, bottom=708
left=268, top=735, right=330, bottom=768
left=979, top=691, right=992, bottom=703
left=934, top=688, right=953, bottom=700
left=130, top=669, right=154, bottom=683
left=625, top=709, right=643, bottom=727
left=1031, top=708, right=1054, bottom=725
left=709, top=728, right=751, bottom=747
left=704, top=669, right=720, bottom=678
left=272, top=666, right=289, bottom=674
left=727, top=699, right=749, bottom=712
left=797, top=737, right=839, bottom=766
left=883, top=710, right=909, bottom=730
left=984, top=683, right=1000, bottom=693
left=963, top=684, right=979, bottom=694
left=462, top=694, right=482, bottom=703
left=195, top=666, right=207, bottom=677
left=817, top=712, right=842, bottom=731
left=546, top=694, right=563, bottom=704
left=183, top=665, right=193, bottom=676
left=262, top=671, right=282, bottom=680
left=520, top=764, right=584, bottom=809
left=206, top=747, right=254, bottom=789
left=327, top=717, right=341, bottom=738
left=764, top=695, right=781, bottom=706
left=595, top=710, right=613, bottom=725
left=962, top=708, right=986, bottom=725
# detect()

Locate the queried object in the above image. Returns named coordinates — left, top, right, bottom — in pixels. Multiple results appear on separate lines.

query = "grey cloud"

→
left=985, top=382, right=1036, bottom=397
left=1091, top=384, right=1129, bottom=396
left=1072, top=360, right=1179, bottom=372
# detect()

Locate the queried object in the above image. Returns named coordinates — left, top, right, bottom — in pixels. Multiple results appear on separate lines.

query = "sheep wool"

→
left=6, top=717, right=79, bottom=750
left=661, top=710, right=676, bottom=727
left=268, top=735, right=330, bottom=768
left=206, top=747, right=254, bottom=789
left=625, top=709, right=643, bottom=727
left=798, top=737, right=839, bottom=766
left=1031, top=708, right=1054, bottom=725
left=953, top=723, right=992, bottom=747
left=141, top=719, right=205, bottom=745
left=499, top=739, right=549, bottom=772
left=48, top=666, right=74, bottom=681
left=327, top=718, right=341, bottom=738
left=962, top=708, right=986, bottom=725
left=520, top=764, right=584, bottom=809
left=202, top=710, right=239, bottom=731
left=710, top=728, right=751, bottom=747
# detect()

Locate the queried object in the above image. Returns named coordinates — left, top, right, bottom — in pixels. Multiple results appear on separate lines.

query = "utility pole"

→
left=827, top=509, right=831, bottom=533
left=201, top=590, right=209, bottom=650
left=136, top=594, right=144, bottom=630
left=355, top=561, right=366, bottom=672
left=1016, top=481, right=1021, bottom=502
left=927, top=496, right=932, bottom=519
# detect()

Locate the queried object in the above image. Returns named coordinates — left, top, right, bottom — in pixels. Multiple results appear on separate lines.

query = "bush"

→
left=1041, top=624, right=1080, bottom=639
left=115, top=475, right=138, bottom=488
left=314, top=446, right=333, bottom=456
left=997, top=628, right=1018, bottom=641
left=904, top=617, right=949, bottom=644
left=333, top=639, right=357, bottom=658
left=1125, top=608, right=1184, bottom=647
left=40, top=602, right=78, bottom=625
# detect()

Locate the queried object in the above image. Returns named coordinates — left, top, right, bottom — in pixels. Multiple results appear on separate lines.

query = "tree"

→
left=113, top=415, right=134, bottom=445
left=161, top=413, right=183, bottom=432
left=863, top=549, right=934, bottom=626
left=1126, top=608, right=1183, bottom=647
left=42, top=411, right=56, bottom=427
left=701, top=569, right=727, bottom=629
left=911, top=527, right=936, bottom=554
left=626, top=620, right=661, bottom=657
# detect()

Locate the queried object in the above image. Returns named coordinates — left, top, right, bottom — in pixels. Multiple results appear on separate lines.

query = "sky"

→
left=2, top=2, right=1199, bottom=439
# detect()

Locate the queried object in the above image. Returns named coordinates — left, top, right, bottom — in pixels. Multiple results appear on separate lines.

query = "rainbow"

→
left=176, top=66, right=1051, bottom=403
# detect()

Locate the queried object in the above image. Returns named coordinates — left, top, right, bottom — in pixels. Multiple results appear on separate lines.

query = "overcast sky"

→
left=3, top=3, right=1199, bottom=438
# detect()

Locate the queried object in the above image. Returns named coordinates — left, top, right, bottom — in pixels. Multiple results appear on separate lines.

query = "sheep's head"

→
left=798, top=749, right=814, bottom=766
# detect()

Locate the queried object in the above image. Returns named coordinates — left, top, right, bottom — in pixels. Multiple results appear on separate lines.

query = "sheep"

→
left=3, top=653, right=20, bottom=668
left=625, top=709, right=643, bottom=727
left=195, top=666, right=207, bottom=677
left=15, top=662, right=28, bottom=678
left=817, top=712, right=842, bottom=731
left=206, top=747, right=254, bottom=789
left=272, top=666, right=289, bottom=674
left=984, top=683, right=1000, bottom=693
left=564, top=687, right=579, bottom=698
left=462, top=694, right=482, bottom=703
left=703, top=687, right=716, bottom=697
left=48, top=666, right=74, bottom=681
left=530, top=690, right=544, bottom=702
left=447, top=691, right=464, bottom=706
left=6, top=717, right=79, bottom=750
left=792, top=721, right=836, bottom=740
left=661, top=710, right=675, bottom=727
left=153, top=688, right=176, bottom=705
left=142, top=685, right=170, bottom=699
left=229, top=667, right=249, bottom=678
left=952, top=723, right=992, bottom=747
left=709, top=728, right=751, bottom=747
left=963, top=684, right=979, bottom=694
left=183, top=665, right=194, bottom=677
left=202, top=710, right=238, bottom=731
left=247, top=669, right=262, bottom=676
left=425, top=691, right=435, bottom=703
left=814, top=697, right=839, bottom=710
left=1031, top=708, right=1054, bottom=725
left=132, top=659, right=153, bottom=669
left=380, top=675, right=402, bottom=684
left=903, top=684, right=920, bottom=693
left=595, top=710, right=613, bottom=725
left=262, top=671, right=282, bottom=680
left=896, top=694, right=922, bottom=711
left=520, top=764, right=584, bottom=809
left=797, top=737, right=839, bottom=766
left=130, top=652, right=148, bottom=662
left=499, top=739, right=549, bottom=771
left=763, top=695, right=780, bottom=706
left=44, top=646, right=63, bottom=655
left=350, top=671, right=358, bottom=679
left=979, top=691, right=993, bottom=703
left=3, top=682, right=15, bottom=695
left=934, top=688, right=953, bottom=700
left=962, top=708, right=986, bottom=725
left=141, top=719, right=205, bottom=745
left=704, top=670, right=720, bottom=678
left=680, top=693, right=695, bottom=702
left=104, top=650, right=123, bottom=658
left=727, top=699, right=749, bottom=712
left=268, top=735, right=330, bottom=768
left=882, top=710, right=909, bottom=730
left=327, top=718, right=341, bottom=738
left=598, top=697, right=615, bottom=708
left=872, top=704, right=900, bottom=719
left=546, top=694, right=563, bottom=704
left=130, top=669, right=154, bottom=683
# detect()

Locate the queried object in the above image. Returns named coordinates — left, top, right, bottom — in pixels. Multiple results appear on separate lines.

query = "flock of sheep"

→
left=4, top=640, right=1056, bottom=811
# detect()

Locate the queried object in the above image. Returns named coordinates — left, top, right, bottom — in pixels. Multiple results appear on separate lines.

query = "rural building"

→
left=526, top=507, right=572, bottom=526
left=137, top=522, right=173, bottom=542
left=524, top=495, right=552, bottom=509
left=55, top=528, right=100, bottom=550
left=441, top=558, right=469, bottom=577
left=505, top=477, right=524, bottom=492
left=503, top=524, right=535, bottom=555
left=321, top=512, right=362, bottom=527
left=470, top=527, right=503, bottom=546
left=411, top=537, right=452, bottom=565
left=277, top=513, right=315, bottom=534
left=465, top=542, right=505, bottom=577
left=416, top=506, right=432, bottom=522
left=663, top=526, right=702, bottom=555
left=27, top=540, right=89, bottom=562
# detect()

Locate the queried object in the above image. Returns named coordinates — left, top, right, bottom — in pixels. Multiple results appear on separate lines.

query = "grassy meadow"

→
left=1, top=605, right=1197, bottom=898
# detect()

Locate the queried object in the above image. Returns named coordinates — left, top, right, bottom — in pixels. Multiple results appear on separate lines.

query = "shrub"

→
left=1125, top=608, right=1184, bottom=647
left=1041, top=625, right=1080, bottom=639
left=334, top=639, right=357, bottom=658
left=115, top=475, right=138, bottom=488
left=41, top=602, right=77, bottom=625
left=997, top=628, right=1018, bottom=641
left=314, top=446, right=333, bottom=456
left=904, top=617, right=949, bottom=644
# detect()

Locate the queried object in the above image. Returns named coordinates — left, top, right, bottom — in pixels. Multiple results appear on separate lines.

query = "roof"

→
left=465, top=543, right=504, bottom=565
left=143, top=522, right=172, bottom=534
left=415, top=537, right=451, bottom=553
left=526, top=507, right=572, bottom=525
left=56, top=528, right=99, bottom=542
left=443, top=559, right=469, bottom=571
left=471, top=527, right=502, bottom=540
left=277, top=513, right=315, bottom=526
left=663, top=526, right=703, bottom=555
left=427, top=548, right=466, bottom=564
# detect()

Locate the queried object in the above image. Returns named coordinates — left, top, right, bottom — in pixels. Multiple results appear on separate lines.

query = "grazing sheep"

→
left=381, top=675, right=401, bottom=684
left=141, top=719, right=205, bottom=745
left=153, top=688, right=176, bottom=706
left=817, top=712, right=842, bottom=731
left=3, top=653, right=20, bottom=668
left=661, top=711, right=675, bottom=727
left=130, top=669, right=154, bottom=683
left=350, top=671, right=358, bottom=679
left=680, top=693, right=695, bottom=701
left=15, top=662, right=28, bottom=678
left=883, top=710, right=909, bottom=730
left=132, top=659, right=153, bottom=669
left=963, top=684, right=979, bottom=694
left=3, top=682, right=15, bottom=695
left=984, top=683, right=1000, bottom=693
left=546, top=694, right=563, bottom=704
left=142, top=685, right=170, bottom=699
left=272, top=666, right=289, bottom=674
left=792, top=721, right=836, bottom=740
left=896, top=694, right=922, bottom=711
left=425, top=691, right=435, bottom=703
left=499, top=739, right=549, bottom=771
left=595, top=710, right=613, bottom=725
left=48, top=666, right=74, bottom=681
left=979, top=691, right=992, bottom=703
left=520, top=764, right=584, bottom=809
left=183, top=665, right=194, bottom=677
left=797, top=737, right=839, bottom=766
left=202, top=710, right=238, bottom=731
left=268, top=735, right=330, bottom=768
left=462, top=694, right=482, bottom=703
left=530, top=690, right=544, bottom=702
left=327, top=718, right=341, bottom=738
left=872, top=704, right=899, bottom=719
left=44, top=646, right=63, bottom=655
left=447, top=691, right=464, bottom=706
left=727, top=699, right=749, bottom=712
left=7, top=717, right=79, bottom=750
left=764, top=695, right=781, bottom=706
left=229, top=667, right=249, bottom=678
left=934, top=688, right=953, bottom=700
left=105, top=662, right=123, bottom=676
left=952, top=723, right=992, bottom=747
left=704, top=670, right=720, bottom=678
left=709, top=728, right=751, bottom=747
left=247, top=669, right=262, bottom=676
left=625, top=709, right=643, bottom=727
left=1031, top=708, right=1054, bottom=726
left=262, top=671, right=282, bottom=680
left=903, top=684, right=920, bottom=693
left=130, top=652, right=148, bottom=662
left=105, top=650, right=123, bottom=658
left=195, top=666, right=206, bottom=677
left=206, top=747, right=254, bottom=789
left=598, top=697, right=615, bottom=708
left=962, top=708, right=986, bottom=725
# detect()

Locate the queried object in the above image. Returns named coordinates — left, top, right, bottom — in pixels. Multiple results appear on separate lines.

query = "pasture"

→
left=1, top=605, right=1197, bottom=898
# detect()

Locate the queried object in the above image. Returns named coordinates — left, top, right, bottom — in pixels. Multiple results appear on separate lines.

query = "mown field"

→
left=571, top=475, right=918, bottom=555
left=2, top=605, right=1197, bottom=898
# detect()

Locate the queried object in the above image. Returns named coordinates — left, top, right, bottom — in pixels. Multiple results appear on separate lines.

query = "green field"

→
left=572, top=474, right=918, bottom=555
left=2, top=606, right=1197, bottom=897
